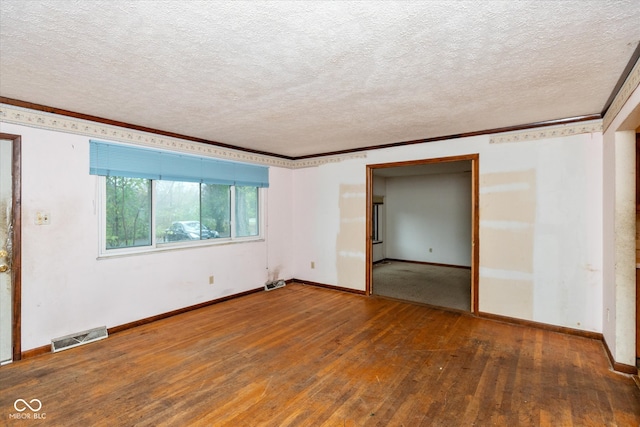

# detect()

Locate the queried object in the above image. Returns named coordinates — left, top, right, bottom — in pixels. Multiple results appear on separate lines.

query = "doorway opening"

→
left=366, top=154, right=479, bottom=314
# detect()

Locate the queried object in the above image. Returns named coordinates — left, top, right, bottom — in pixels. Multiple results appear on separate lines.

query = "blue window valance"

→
left=89, top=140, right=269, bottom=188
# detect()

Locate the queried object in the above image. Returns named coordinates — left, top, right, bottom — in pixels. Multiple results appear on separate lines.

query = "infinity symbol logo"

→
left=14, top=399, right=42, bottom=412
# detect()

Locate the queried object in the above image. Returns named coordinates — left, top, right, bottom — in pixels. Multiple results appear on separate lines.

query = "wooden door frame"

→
left=365, top=154, right=480, bottom=314
left=1, top=133, right=22, bottom=362
left=636, top=132, right=639, bottom=367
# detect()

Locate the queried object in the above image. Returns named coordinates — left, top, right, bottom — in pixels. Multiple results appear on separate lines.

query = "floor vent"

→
left=265, top=280, right=286, bottom=291
left=51, top=326, right=108, bottom=353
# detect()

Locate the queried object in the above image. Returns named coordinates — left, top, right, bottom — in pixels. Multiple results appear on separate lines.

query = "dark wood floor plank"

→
left=0, top=283, right=638, bottom=426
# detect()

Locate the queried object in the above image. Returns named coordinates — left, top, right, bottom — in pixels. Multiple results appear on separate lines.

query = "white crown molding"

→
left=489, top=120, right=603, bottom=144
left=0, top=104, right=368, bottom=169
left=603, top=54, right=640, bottom=132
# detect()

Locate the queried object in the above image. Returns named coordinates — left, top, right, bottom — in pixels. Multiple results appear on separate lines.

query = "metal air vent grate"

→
left=264, top=280, right=286, bottom=291
left=51, top=326, right=108, bottom=352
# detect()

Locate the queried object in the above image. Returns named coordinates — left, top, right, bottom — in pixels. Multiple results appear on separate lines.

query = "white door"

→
left=0, top=138, right=13, bottom=364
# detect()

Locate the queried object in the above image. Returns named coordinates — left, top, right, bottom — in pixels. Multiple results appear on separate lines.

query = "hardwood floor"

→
left=1, top=283, right=638, bottom=426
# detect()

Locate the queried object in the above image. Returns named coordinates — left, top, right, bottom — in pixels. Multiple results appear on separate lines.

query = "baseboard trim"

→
left=293, top=279, right=366, bottom=295
left=383, top=258, right=471, bottom=270
left=601, top=336, right=638, bottom=375
left=19, top=286, right=264, bottom=361
left=21, top=345, right=50, bottom=360
left=478, top=311, right=602, bottom=340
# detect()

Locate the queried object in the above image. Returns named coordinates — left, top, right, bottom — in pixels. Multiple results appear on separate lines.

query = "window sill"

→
left=97, top=237, right=265, bottom=260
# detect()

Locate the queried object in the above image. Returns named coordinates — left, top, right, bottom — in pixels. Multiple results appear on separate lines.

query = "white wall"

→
left=292, top=159, right=366, bottom=288
left=292, top=132, right=603, bottom=333
left=385, top=172, right=471, bottom=266
left=0, top=122, right=293, bottom=351
left=602, top=80, right=640, bottom=366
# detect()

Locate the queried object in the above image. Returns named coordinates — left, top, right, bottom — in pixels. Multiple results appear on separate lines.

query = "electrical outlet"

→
left=35, top=211, right=50, bottom=225
left=209, top=275, right=214, bottom=285
left=311, top=261, right=315, bottom=269
left=429, top=248, right=432, bottom=253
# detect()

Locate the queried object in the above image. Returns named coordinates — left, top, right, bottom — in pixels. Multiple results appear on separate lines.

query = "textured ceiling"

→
left=1, top=1, right=639, bottom=158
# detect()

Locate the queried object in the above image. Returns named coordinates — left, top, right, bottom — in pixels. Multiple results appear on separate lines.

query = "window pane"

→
left=105, top=176, right=151, bottom=249
left=372, top=204, right=378, bottom=241
left=156, top=180, right=202, bottom=242
left=235, top=186, right=259, bottom=237
left=201, top=183, right=231, bottom=238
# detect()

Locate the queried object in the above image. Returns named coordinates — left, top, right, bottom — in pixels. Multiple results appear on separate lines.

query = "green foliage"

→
left=105, top=177, right=151, bottom=248
left=201, top=183, right=231, bottom=237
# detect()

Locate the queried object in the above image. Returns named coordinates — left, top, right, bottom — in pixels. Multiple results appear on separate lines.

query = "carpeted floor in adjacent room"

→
left=372, top=260, right=471, bottom=311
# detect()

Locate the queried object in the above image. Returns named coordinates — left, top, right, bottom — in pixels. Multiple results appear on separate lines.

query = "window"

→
left=91, top=140, right=268, bottom=254
left=105, top=176, right=151, bottom=249
left=372, top=204, right=381, bottom=243
left=372, top=196, right=383, bottom=244
left=235, top=186, right=259, bottom=237
left=156, top=181, right=230, bottom=242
